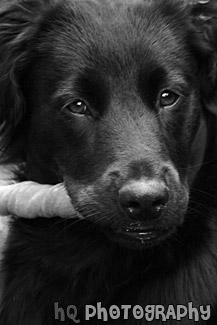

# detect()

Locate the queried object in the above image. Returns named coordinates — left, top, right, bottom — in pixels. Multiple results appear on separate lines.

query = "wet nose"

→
left=119, top=179, right=169, bottom=221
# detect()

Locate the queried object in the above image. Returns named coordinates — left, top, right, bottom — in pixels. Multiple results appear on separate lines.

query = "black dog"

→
left=1, top=0, right=217, bottom=324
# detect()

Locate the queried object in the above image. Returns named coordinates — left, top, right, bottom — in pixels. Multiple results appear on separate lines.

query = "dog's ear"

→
left=188, top=0, right=217, bottom=114
left=0, top=1, right=54, bottom=153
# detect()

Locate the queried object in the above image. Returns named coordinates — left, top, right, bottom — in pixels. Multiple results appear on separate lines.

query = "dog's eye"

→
left=159, top=90, right=179, bottom=108
left=65, top=100, right=89, bottom=115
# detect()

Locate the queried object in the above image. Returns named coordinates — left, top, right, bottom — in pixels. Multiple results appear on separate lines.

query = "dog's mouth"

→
left=109, top=224, right=174, bottom=249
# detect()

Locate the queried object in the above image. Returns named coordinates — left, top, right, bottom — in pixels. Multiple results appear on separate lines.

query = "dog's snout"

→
left=119, top=180, right=169, bottom=221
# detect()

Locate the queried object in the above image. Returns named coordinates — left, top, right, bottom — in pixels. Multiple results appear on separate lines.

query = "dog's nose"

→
left=119, top=180, right=169, bottom=221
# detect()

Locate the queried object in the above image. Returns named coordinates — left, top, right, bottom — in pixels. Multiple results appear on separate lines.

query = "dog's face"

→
left=1, top=0, right=217, bottom=249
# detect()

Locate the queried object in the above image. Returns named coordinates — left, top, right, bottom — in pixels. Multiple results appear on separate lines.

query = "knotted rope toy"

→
left=0, top=164, right=78, bottom=219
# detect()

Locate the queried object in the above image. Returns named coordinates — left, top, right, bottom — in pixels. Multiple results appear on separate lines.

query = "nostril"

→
left=149, top=200, right=167, bottom=217
left=123, top=201, right=141, bottom=217
left=152, top=197, right=168, bottom=209
left=153, top=200, right=164, bottom=209
left=147, top=191, right=169, bottom=217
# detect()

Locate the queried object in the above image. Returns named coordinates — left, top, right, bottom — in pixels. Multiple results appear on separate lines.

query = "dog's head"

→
left=0, top=0, right=217, bottom=248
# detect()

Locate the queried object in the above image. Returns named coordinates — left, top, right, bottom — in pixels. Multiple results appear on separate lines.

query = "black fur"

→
left=1, top=0, right=217, bottom=324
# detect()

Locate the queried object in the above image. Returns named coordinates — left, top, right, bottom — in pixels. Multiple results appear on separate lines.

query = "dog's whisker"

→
left=177, top=157, right=217, bottom=171
left=54, top=210, right=105, bottom=237
left=189, top=199, right=211, bottom=210
left=190, top=188, right=217, bottom=200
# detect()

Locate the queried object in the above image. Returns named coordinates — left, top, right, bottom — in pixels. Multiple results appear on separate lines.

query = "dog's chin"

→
left=106, top=225, right=176, bottom=250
